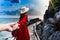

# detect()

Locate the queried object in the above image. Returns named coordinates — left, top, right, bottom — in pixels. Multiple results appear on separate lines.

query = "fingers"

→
left=7, top=26, right=13, bottom=32
left=6, top=25, right=13, bottom=32
left=8, top=22, right=16, bottom=27
left=12, top=24, right=18, bottom=30
left=6, top=22, right=19, bottom=32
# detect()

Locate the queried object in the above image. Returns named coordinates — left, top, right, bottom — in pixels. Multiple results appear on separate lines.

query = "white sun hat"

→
left=20, top=6, right=29, bottom=14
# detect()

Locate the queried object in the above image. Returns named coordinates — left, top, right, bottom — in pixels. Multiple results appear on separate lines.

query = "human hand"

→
left=12, top=23, right=19, bottom=31
left=6, top=22, right=19, bottom=32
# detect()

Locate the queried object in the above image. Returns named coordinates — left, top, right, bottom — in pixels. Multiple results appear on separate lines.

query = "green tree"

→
left=49, top=0, right=60, bottom=9
left=54, top=0, right=60, bottom=7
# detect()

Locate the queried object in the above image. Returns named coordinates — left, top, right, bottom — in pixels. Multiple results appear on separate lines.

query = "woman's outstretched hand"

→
left=6, top=22, right=19, bottom=32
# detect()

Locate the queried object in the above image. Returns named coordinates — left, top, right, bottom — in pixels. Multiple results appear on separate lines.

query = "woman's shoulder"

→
left=24, top=14, right=28, bottom=17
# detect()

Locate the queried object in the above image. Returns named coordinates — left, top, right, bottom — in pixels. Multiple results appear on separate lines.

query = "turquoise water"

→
left=0, top=18, right=19, bottom=24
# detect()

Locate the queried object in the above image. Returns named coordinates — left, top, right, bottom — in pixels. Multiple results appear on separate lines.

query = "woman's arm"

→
left=0, top=24, right=10, bottom=31
left=0, top=23, right=19, bottom=32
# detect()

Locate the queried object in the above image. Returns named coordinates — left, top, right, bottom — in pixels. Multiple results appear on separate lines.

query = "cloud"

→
left=0, top=0, right=21, bottom=12
left=0, top=0, right=50, bottom=20
left=28, top=0, right=49, bottom=20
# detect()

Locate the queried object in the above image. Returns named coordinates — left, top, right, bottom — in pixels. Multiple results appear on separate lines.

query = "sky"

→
left=0, top=0, right=49, bottom=19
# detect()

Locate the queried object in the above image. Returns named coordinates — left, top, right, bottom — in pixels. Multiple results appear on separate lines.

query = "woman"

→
left=12, top=6, right=30, bottom=40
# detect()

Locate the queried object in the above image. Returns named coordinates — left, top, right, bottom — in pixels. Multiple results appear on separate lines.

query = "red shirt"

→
left=12, top=14, right=30, bottom=40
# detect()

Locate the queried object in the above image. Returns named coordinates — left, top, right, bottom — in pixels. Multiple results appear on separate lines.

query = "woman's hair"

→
left=19, top=12, right=27, bottom=21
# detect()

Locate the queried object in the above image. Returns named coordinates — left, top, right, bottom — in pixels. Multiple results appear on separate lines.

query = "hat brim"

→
left=21, top=8, right=29, bottom=14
